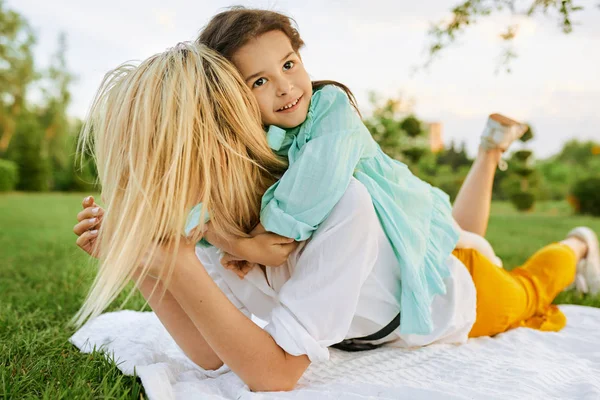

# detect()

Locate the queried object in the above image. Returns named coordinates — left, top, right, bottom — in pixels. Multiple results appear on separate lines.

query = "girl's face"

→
left=232, top=30, right=312, bottom=129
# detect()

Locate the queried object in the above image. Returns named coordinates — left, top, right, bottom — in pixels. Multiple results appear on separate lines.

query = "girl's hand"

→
left=220, top=253, right=260, bottom=279
left=250, top=222, right=267, bottom=236
left=73, top=196, right=104, bottom=258
left=236, top=233, right=298, bottom=267
left=204, top=222, right=297, bottom=267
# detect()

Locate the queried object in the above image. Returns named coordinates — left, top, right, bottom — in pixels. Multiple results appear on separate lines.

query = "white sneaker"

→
left=567, top=227, right=600, bottom=295
left=480, top=114, right=529, bottom=170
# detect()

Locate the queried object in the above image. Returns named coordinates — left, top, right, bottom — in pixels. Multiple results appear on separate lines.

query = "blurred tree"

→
left=556, top=139, right=597, bottom=166
left=436, top=140, right=472, bottom=171
left=0, top=0, right=37, bottom=153
left=504, top=125, right=539, bottom=211
left=425, top=0, right=598, bottom=72
left=535, top=139, right=599, bottom=200
left=7, top=111, right=50, bottom=191
left=39, top=32, right=76, bottom=189
left=363, top=93, right=412, bottom=161
left=363, top=93, right=430, bottom=169
left=571, top=176, right=600, bottom=216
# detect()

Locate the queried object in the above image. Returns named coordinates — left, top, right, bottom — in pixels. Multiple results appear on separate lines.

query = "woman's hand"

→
left=73, top=196, right=104, bottom=258
left=74, top=195, right=197, bottom=281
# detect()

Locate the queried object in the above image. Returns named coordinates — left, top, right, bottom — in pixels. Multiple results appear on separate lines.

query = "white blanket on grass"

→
left=70, top=305, right=600, bottom=400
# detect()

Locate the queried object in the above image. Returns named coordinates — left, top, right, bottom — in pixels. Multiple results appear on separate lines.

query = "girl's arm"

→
left=260, top=87, right=374, bottom=241
left=167, top=248, right=310, bottom=392
left=203, top=223, right=297, bottom=267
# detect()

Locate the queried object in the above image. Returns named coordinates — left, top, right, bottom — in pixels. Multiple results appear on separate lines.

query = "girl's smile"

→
left=276, top=95, right=303, bottom=113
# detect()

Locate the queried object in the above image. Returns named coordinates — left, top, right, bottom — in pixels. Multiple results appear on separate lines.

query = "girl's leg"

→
left=135, top=275, right=224, bottom=370
left=453, top=114, right=528, bottom=237
left=452, top=235, right=587, bottom=338
left=456, top=225, right=503, bottom=267
left=452, top=147, right=502, bottom=237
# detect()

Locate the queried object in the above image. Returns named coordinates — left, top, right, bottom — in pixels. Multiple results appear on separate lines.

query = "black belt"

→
left=331, top=313, right=400, bottom=352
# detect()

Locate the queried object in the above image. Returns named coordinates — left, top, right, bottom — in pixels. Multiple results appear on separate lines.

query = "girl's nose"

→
left=276, top=78, right=293, bottom=97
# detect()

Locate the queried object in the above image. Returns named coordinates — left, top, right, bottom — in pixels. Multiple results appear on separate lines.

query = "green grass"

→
left=1, top=194, right=599, bottom=398
left=487, top=201, right=600, bottom=307
left=1, top=193, right=145, bottom=399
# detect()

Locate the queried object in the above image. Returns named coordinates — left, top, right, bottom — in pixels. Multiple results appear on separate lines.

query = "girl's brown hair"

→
left=197, top=7, right=360, bottom=115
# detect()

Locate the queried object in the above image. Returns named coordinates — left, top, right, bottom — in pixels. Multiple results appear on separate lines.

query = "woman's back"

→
left=197, top=179, right=475, bottom=362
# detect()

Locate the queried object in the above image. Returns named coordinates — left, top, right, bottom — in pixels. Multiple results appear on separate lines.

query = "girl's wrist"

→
left=231, top=237, right=253, bottom=259
left=250, top=223, right=267, bottom=236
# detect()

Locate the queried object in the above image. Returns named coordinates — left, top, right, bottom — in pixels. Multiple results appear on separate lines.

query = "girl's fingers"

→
left=235, top=269, right=246, bottom=279
left=280, top=241, right=299, bottom=254
left=268, top=233, right=294, bottom=244
left=220, top=252, right=243, bottom=267
left=241, top=263, right=254, bottom=274
left=235, top=262, right=253, bottom=279
left=73, top=217, right=101, bottom=236
left=279, top=236, right=295, bottom=244
left=221, top=258, right=241, bottom=272
left=220, top=255, right=232, bottom=268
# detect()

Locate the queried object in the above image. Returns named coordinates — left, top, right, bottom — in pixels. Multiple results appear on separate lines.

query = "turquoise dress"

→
left=187, top=85, right=459, bottom=335
left=260, top=86, right=458, bottom=335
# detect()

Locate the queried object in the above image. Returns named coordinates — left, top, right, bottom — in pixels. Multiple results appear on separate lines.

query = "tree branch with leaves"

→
left=424, top=0, right=596, bottom=72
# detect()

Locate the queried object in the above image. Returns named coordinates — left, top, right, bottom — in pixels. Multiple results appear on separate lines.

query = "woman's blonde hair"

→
left=73, top=42, right=286, bottom=327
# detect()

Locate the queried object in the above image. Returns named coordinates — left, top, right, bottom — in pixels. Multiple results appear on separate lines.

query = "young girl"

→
left=74, top=42, right=599, bottom=392
left=189, top=8, right=590, bottom=335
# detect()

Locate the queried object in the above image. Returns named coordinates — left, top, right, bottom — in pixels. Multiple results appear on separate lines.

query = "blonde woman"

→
left=73, top=42, right=598, bottom=392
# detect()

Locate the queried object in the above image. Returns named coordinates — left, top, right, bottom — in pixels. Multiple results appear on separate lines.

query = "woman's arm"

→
left=134, top=274, right=224, bottom=370
left=166, top=249, right=310, bottom=392
left=74, top=198, right=224, bottom=371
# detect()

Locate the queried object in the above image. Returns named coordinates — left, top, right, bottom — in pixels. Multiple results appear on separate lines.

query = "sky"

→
left=10, top=0, right=600, bottom=157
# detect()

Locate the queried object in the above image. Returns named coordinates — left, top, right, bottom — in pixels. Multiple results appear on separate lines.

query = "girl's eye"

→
left=253, top=78, right=267, bottom=88
left=283, top=61, right=294, bottom=71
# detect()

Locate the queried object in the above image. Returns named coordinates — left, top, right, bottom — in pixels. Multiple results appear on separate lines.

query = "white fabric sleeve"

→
left=195, top=246, right=251, bottom=318
left=263, top=179, right=381, bottom=363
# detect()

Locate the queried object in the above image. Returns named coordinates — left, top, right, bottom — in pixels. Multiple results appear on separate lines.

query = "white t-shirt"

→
left=196, top=179, right=477, bottom=363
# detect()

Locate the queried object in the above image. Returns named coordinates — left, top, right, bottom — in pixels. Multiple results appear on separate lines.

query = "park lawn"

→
left=1, top=193, right=599, bottom=398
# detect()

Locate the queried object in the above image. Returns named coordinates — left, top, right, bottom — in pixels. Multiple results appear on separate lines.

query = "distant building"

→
left=427, top=122, right=444, bottom=153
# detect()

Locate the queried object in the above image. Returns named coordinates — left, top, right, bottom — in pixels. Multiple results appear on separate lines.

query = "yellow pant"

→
left=452, top=243, right=577, bottom=338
